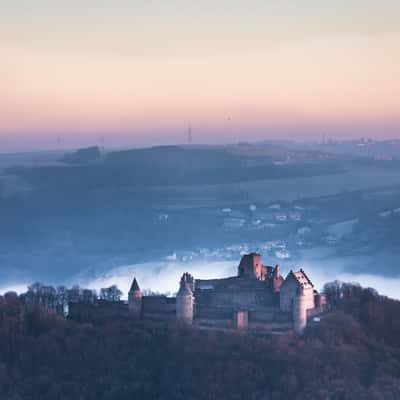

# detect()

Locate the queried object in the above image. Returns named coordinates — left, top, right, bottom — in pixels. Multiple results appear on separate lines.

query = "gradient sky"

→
left=1, top=0, right=400, bottom=150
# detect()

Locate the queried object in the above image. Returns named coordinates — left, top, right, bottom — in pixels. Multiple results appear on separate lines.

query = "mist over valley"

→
left=2, top=141, right=400, bottom=298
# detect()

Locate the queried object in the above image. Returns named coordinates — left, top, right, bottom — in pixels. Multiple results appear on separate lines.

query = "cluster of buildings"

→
left=70, top=253, right=326, bottom=334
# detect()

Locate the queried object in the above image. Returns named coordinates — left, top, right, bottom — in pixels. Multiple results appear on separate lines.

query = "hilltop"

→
left=0, top=281, right=399, bottom=399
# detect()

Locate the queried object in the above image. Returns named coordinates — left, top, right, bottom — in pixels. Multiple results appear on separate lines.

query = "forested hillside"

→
left=0, top=283, right=400, bottom=399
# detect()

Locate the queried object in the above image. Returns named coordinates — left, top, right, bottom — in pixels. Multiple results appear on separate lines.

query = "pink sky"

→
left=1, top=1, right=399, bottom=150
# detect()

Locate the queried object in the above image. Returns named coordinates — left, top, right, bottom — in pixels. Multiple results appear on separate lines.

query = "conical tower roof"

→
left=129, top=277, right=141, bottom=293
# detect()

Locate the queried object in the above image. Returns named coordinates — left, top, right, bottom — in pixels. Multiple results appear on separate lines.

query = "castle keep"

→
left=70, top=253, right=325, bottom=333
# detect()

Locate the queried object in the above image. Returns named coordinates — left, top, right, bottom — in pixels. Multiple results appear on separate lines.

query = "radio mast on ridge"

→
left=187, top=123, right=193, bottom=145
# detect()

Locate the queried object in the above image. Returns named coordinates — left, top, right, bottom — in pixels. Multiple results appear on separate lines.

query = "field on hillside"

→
left=149, top=164, right=400, bottom=209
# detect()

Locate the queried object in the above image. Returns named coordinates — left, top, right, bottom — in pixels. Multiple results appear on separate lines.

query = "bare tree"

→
left=56, top=286, right=69, bottom=314
left=24, top=283, right=57, bottom=311
left=82, top=289, right=97, bottom=304
left=100, top=285, right=122, bottom=302
left=67, top=285, right=82, bottom=303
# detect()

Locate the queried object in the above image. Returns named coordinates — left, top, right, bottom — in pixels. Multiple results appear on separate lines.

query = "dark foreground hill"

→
left=1, top=282, right=400, bottom=400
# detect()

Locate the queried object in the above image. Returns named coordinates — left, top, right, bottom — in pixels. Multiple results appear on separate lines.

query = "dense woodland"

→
left=0, top=282, right=400, bottom=399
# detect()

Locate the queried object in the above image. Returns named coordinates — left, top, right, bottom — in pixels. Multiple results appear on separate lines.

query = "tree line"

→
left=0, top=281, right=400, bottom=399
left=18, top=282, right=123, bottom=314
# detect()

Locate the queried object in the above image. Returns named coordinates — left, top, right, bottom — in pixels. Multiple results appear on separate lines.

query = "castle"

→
left=70, top=253, right=326, bottom=334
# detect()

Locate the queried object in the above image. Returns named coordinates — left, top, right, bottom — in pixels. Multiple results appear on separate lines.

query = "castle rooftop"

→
left=129, top=278, right=141, bottom=293
left=290, top=270, right=313, bottom=288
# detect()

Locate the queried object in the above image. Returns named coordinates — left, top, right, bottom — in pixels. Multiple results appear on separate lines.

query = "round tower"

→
left=176, top=274, right=194, bottom=325
left=273, top=264, right=282, bottom=293
left=293, top=285, right=307, bottom=334
left=128, top=277, right=142, bottom=318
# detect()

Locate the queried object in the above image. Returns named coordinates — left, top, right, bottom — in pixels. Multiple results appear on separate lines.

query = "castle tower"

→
left=234, top=310, right=249, bottom=330
left=181, top=272, right=195, bottom=292
left=273, top=264, right=282, bottom=293
left=176, top=273, right=194, bottom=325
left=315, top=292, right=327, bottom=311
left=128, top=277, right=142, bottom=318
left=293, top=285, right=307, bottom=334
left=238, top=253, right=263, bottom=280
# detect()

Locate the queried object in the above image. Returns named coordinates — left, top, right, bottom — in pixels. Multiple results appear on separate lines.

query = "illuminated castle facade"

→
left=128, top=253, right=326, bottom=333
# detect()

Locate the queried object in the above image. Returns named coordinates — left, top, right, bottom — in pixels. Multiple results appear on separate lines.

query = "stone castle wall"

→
left=142, top=296, right=176, bottom=320
left=195, top=276, right=278, bottom=319
left=68, top=300, right=128, bottom=322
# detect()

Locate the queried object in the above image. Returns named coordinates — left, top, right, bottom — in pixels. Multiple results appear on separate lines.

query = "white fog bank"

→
left=2, top=257, right=400, bottom=301
left=81, top=258, right=400, bottom=300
